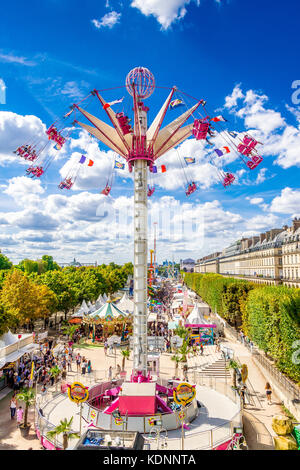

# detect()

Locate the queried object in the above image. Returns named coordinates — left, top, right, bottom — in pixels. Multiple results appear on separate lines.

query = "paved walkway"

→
left=220, top=336, right=282, bottom=450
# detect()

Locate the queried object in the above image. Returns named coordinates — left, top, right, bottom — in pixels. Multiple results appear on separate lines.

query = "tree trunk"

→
left=63, top=433, right=68, bottom=450
left=122, top=357, right=125, bottom=371
left=232, top=369, right=237, bottom=388
left=24, top=405, right=29, bottom=427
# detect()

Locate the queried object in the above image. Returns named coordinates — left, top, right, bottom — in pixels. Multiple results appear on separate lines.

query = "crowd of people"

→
left=4, top=338, right=93, bottom=398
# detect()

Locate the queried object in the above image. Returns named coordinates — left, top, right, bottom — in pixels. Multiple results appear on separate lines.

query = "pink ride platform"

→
left=82, top=372, right=199, bottom=432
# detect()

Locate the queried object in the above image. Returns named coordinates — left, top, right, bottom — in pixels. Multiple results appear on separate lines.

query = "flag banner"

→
left=170, top=99, right=184, bottom=109
left=108, top=97, right=124, bottom=106
left=228, top=131, right=238, bottom=138
left=211, top=115, right=227, bottom=123
left=103, top=97, right=124, bottom=110
left=160, top=165, right=167, bottom=173
left=152, top=166, right=157, bottom=173
left=63, top=108, right=74, bottom=118
left=79, top=155, right=86, bottom=164
left=184, top=157, right=196, bottom=165
left=214, top=146, right=230, bottom=157
left=30, top=361, right=34, bottom=381
left=88, top=160, right=94, bottom=167
left=114, top=161, right=125, bottom=170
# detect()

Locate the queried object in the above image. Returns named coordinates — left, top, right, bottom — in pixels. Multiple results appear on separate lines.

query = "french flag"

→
left=214, top=146, right=230, bottom=157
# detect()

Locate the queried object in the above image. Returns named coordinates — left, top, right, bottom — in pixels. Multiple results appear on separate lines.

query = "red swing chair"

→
left=101, top=184, right=111, bottom=196
left=185, top=182, right=197, bottom=196
left=222, top=173, right=235, bottom=187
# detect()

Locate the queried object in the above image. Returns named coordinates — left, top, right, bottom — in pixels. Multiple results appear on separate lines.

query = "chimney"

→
left=292, top=217, right=300, bottom=232
left=270, top=228, right=284, bottom=239
left=283, top=225, right=288, bottom=231
left=259, top=233, right=266, bottom=244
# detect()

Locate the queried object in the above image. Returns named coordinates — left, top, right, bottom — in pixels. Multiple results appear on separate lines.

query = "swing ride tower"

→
left=73, top=66, right=203, bottom=378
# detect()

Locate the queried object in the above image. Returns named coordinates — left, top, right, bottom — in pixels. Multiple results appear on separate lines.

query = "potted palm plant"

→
left=120, top=349, right=130, bottom=377
left=171, top=353, right=180, bottom=378
left=61, top=324, right=79, bottom=341
left=227, top=359, right=240, bottom=389
left=16, top=387, right=35, bottom=437
left=50, top=365, right=61, bottom=393
left=46, top=417, right=80, bottom=450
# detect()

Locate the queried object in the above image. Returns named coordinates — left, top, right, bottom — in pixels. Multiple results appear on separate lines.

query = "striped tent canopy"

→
left=83, top=301, right=129, bottom=323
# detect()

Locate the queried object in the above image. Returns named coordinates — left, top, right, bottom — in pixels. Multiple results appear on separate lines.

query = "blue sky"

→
left=0, top=0, right=299, bottom=264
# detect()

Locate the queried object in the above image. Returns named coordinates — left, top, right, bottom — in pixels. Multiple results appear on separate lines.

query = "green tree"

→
left=0, top=252, right=12, bottom=270
left=0, top=304, right=17, bottom=336
left=171, top=353, right=180, bottom=377
left=1, top=270, right=38, bottom=328
left=50, top=365, right=61, bottom=392
left=61, top=324, right=79, bottom=340
left=120, top=349, right=130, bottom=371
left=227, top=360, right=240, bottom=388
left=16, top=387, right=35, bottom=428
left=41, top=255, right=61, bottom=271
left=46, top=417, right=80, bottom=450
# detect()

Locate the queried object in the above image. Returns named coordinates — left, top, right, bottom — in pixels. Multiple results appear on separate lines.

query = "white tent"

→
left=72, top=299, right=90, bottom=318
left=94, top=294, right=105, bottom=310
left=173, top=293, right=184, bottom=299
left=117, top=293, right=134, bottom=314
left=171, top=299, right=182, bottom=310
left=186, top=305, right=208, bottom=325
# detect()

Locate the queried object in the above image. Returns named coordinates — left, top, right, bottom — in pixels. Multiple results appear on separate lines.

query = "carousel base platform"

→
left=36, top=378, right=242, bottom=450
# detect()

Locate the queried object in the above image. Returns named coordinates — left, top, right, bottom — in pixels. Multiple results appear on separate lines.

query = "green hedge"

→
left=244, top=286, right=300, bottom=382
left=183, top=273, right=300, bottom=383
left=183, top=272, right=254, bottom=326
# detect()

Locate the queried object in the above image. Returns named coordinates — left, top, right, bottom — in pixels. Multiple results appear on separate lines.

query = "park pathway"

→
left=221, top=337, right=283, bottom=450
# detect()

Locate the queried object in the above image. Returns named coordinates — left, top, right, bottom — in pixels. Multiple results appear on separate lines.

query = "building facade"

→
left=195, top=218, right=300, bottom=288
left=180, top=258, right=195, bottom=272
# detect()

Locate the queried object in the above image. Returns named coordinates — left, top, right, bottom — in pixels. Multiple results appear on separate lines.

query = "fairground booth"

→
left=185, top=305, right=216, bottom=345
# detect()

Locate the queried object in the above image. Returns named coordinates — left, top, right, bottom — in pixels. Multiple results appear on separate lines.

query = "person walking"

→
left=76, top=354, right=81, bottom=373
left=81, top=358, right=87, bottom=375
left=240, top=386, right=246, bottom=408
left=265, top=382, right=272, bottom=405
left=108, top=366, right=113, bottom=381
left=87, top=360, right=92, bottom=374
left=16, top=406, right=24, bottom=426
left=10, top=394, right=17, bottom=419
left=199, top=343, right=204, bottom=356
left=104, top=340, right=108, bottom=356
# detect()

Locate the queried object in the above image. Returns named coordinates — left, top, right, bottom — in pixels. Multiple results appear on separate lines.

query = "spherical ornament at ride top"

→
left=126, top=67, right=155, bottom=99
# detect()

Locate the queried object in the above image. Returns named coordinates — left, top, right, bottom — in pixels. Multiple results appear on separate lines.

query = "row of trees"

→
left=183, top=272, right=300, bottom=383
left=0, top=252, right=133, bottom=335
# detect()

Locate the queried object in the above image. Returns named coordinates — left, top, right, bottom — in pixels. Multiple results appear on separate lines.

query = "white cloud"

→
left=131, top=0, right=190, bottom=29
left=92, top=11, right=121, bottom=29
left=247, top=197, right=264, bottom=205
left=245, top=214, right=280, bottom=231
left=224, top=85, right=300, bottom=168
left=0, top=52, right=36, bottom=66
left=0, top=111, right=47, bottom=165
left=269, top=188, right=300, bottom=216
left=224, top=85, right=244, bottom=109
left=130, top=0, right=221, bottom=30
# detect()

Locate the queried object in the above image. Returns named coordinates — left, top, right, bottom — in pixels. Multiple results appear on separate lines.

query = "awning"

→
left=69, top=318, right=82, bottom=324
left=0, top=343, right=39, bottom=369
left=147, top=313, right=157, bottom=322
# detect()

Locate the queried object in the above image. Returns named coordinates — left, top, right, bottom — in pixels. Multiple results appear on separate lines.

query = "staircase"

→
left=198, top=358, right=231, bottom=380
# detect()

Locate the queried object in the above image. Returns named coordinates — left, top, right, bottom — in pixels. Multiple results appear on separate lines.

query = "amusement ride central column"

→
left=133, top=157, right=148, bottom=375
left=132, top=96, right=149, bottom=376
